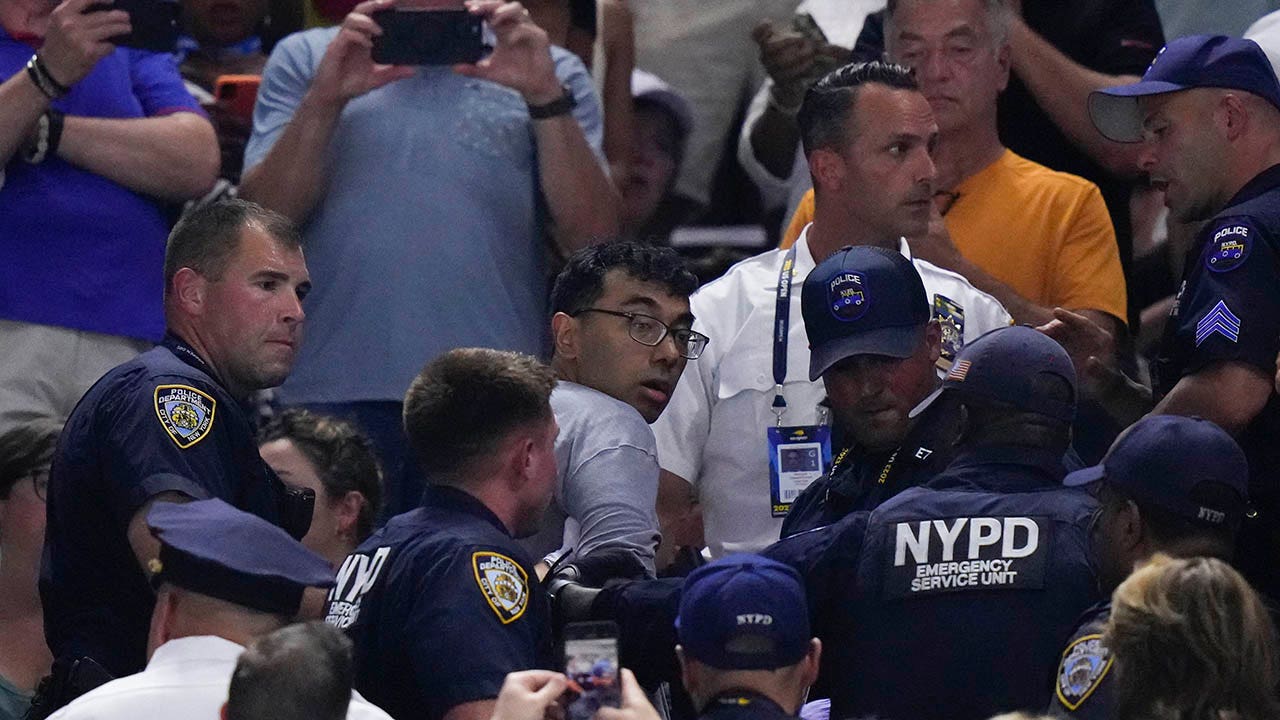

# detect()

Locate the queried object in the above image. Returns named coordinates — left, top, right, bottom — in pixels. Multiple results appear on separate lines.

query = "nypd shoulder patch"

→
left=932, top=293, right=966, bottom=371
left=154, top=385, right=216, bottom=449
left=1205, top=221, right=1253, bottom=273
left=1056, top=633, right=1113, bottom=711
left=473, top=551, right=529, bottom=624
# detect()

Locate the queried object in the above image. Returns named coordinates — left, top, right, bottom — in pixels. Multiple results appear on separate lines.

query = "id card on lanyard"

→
left=767, top=244, right=832, bottom=518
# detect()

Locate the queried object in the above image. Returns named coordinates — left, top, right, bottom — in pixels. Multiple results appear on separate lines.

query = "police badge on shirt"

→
left=154, top=385, right=216, bottom=448
left=1056, top=634, right=1113, bottom=711
left=473, top=551, right=529, bottom=624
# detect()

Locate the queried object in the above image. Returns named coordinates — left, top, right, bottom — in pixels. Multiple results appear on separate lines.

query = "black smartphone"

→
left=562, top=621, right=621, bottom=720
left=370, top=9, right=487, bottom=66
left=88, top=0, right=180, bottom=53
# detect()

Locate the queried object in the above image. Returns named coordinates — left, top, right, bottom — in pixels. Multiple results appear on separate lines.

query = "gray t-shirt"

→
left=522, top=382, right=660, bottom=576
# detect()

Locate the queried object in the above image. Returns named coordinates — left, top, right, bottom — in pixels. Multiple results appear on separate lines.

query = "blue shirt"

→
left=0, top=32, right=202, bottom=341
left=245, top=29, right=605, bottom=404
left=40, top=337, right=288, bottom=677
left=326, top=485, right=554, bottom=720
left=816, top=445, right=1100, bottom=720
left=1153, top=163, right=1280, bottom=602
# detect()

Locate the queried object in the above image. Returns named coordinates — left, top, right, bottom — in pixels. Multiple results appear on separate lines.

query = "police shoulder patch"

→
left=473, top=551, right=529, bottom=624
left=827, top=271, right=869, bottom=322
left=932, top=293, right=966, bottom=370
left=1205, top=220, right=1254, bottom=273
left=154, top=384, right=216, bottom=448
left=1056, top=633, right=1113, bottom=711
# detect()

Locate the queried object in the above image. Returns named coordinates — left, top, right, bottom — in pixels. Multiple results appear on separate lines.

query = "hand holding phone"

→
left=493, top=670, right=569, bottom=720
left=562, top=621, right=621, bottom=720
left=88, top=0, right=180, bottom=52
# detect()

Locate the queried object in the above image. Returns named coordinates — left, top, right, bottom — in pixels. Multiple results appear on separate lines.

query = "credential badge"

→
left=154, top=385, right=216, bottom=448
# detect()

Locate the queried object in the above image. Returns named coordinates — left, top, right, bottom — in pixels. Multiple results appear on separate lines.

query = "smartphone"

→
left=214, top=75, right=262, bottom=123
left=562, top=621, right=621, bottom=720
left=88, top=0, right=181, bottom=53
left=790, top=13, right=829, bottom=46
left=370, top=9, right=487, bottom=66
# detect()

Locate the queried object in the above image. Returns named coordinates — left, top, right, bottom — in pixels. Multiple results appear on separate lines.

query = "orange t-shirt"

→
left=780, top=150, right=1128, bottom=324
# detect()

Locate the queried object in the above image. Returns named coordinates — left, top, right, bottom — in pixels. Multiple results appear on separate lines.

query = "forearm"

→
left=58, top=112, right=219, bottom=200
left=534, top=114, right=619, bottom=251
left=239, top=91, right=345, bottom=224
left=599, top=9, right=633, bottom=170
left=1008, top=18, right=1145, bottom=178
left=0, top=70, right=52, bottom=165
left=749, top=100, right=802, bottom=181
left=1152, top=362, right=1271, bottom=436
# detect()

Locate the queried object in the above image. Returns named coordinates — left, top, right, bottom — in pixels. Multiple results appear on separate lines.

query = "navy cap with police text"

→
left=146, top=498, right=336, bottom=616
left=1089, top=35, right=1280, bottom=143
left=676, top=554, right=811, bottom=671
left=1063, top=415, right=1250, bottom=527
left=803, top=245, right=931, bottom=381
left=930, top=325, right=1077, bottom=424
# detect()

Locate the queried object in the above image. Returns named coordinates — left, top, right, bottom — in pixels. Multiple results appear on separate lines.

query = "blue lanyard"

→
left=771, top=244, right=799, bottom=423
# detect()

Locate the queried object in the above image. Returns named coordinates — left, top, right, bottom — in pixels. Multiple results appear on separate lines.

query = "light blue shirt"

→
left=245, top=29, right=605, bottom=403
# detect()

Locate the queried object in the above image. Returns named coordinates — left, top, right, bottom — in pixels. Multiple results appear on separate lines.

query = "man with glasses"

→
left=526, top=242, right=702, bottom=579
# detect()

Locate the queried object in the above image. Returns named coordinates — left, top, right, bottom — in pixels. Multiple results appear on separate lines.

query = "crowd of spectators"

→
left=5, top=0, right=1280, bottom=719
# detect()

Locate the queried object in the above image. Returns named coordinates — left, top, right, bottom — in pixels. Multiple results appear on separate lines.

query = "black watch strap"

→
left=527, top=84, right=577, bottom=120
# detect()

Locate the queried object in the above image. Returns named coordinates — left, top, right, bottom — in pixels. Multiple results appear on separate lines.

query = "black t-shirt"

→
left=40, top=337, right=286, bottom=677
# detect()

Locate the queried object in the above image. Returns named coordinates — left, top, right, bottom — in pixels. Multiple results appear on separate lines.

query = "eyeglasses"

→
left=572, top=308, right=710, bottom=360
left=27, top=469, right=49, bottom=503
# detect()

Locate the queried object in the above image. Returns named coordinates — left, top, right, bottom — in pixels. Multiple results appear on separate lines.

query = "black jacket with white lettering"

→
left=814, top=444, right=1101, bottom=720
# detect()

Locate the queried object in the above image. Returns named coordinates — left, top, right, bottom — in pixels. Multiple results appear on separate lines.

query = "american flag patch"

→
left=948, top=360, right=972, bottom=382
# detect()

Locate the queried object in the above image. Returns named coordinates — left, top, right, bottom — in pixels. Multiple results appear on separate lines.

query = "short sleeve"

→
left=99, top=376, right=238, bottom=526
left=405, top=546, right=543, bottom=716
left=563, top=443, right=661, bottom=575
left=244, top=30, right=328, bottom=170
left=1171, top=217, right=1280, bottom=375
left=127, top=49, right=204, bottom=117
left=1049, top=182, right=1128, bottom=324
left=736, top=78, right=805, bottom=210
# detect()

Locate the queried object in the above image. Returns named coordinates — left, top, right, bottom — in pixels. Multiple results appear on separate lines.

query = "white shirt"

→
left=736, top=0, right=888, bottom=218
left=652, top=227, right=1011, bottom=557
left=48, top=636, right=393, bottom=720
left=1246, top=10, right=1280, bottom=78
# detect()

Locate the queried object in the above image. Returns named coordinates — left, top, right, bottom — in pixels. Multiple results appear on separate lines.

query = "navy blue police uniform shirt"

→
left=701, top=691, right=796, bottom=720
left=1048, top=602, right=1113, bottom=720
left=781, top=417, right=949, bottom=539
left=817, top=445, right=1100, bottom=720
left=1153, top=163, right=1280, bottom=603
left=40, top=336, right=287, bottom=678
left=326, top=485, right=554, bottom=720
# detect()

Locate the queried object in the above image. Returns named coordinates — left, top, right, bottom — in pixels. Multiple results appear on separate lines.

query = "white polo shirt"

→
left=652, top=225, right=1013, bottom=557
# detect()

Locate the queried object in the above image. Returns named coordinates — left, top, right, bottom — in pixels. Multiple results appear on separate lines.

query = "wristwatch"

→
left=526, top=84, right=577, bottom=120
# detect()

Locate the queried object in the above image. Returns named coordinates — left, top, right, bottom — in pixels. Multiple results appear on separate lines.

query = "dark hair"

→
left=550, top=241, right=699, bottom=316
left=260, top=410, right=384, bottom=542
left=164, top=199, right=301, bottom=297
left=226, top=622, right=354, bottom=720
left=798, top=61, right=918, bottom=156
left=1098, top=483, right=1238, bottom=560
left=0, top=420, right=61, bottom=498
left=403, top=348, right=557, bottom=483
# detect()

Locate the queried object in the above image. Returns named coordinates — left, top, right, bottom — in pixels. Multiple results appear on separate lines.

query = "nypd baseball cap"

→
left=803, top=245, right=931, bottom=381
left=928, top=325, right=1077, bottom=424
left=1089, top=35, right=1280, bottom=143
left=1064, top=415, right=1250, bottom=527
left=676, top=554, right=811, bottom=670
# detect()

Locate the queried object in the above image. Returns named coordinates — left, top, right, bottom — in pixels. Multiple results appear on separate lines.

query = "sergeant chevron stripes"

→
left=1195, top=301, right=1241, bottom=346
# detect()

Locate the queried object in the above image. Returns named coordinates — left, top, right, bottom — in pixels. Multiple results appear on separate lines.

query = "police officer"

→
left=49, top=499, right=389, bottom=720
left=1087, top=35, right=1280, bottom=603
left=1048, top=415, right=1249, bottom=719
left=325, top=348, right=558, bottom=720
left=782, top=245, right=956, bottom=537
left=810, top=325, right=1099, bottom=720
left=675, top=555, right=820, bottom=720
left=38, top=200, right=314, bottom=695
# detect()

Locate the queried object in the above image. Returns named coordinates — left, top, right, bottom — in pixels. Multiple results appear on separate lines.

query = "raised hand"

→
left=39, top=0, right=132, bottom=87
